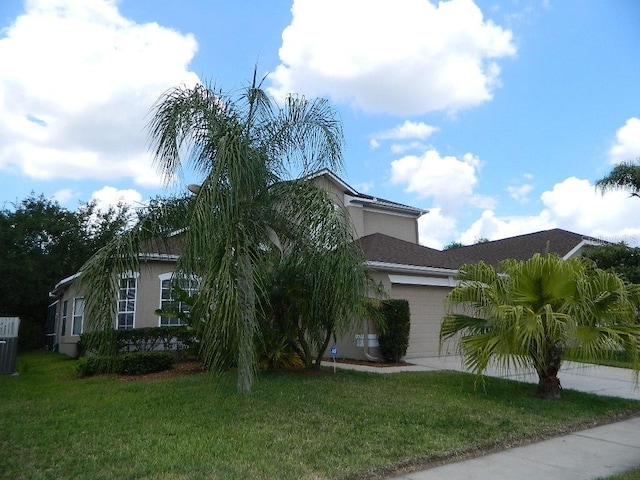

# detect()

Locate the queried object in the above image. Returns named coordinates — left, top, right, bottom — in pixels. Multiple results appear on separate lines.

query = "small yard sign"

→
left=330, top=344, right=337, bottom=373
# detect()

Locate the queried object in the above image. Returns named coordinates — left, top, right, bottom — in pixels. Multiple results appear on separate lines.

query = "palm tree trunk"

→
left=236, top=253, right=256, bottom=394
left=535, top=348, right=563, bottom=399
left=313, top=328, right=333, bottom=370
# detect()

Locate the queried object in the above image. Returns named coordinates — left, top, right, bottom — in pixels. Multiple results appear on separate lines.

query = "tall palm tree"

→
left=596, top=159, right=640, bottom=197
left=80, top=71, right=367, bottom=394
left=441, top=254, right=640, bottom=398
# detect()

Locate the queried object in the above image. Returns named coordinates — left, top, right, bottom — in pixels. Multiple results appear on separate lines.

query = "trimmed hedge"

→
left=377, top=299, right=410, bottom=363
left=80, top=326, right=198, bottom=355
left=77, top=351, right=175, bottom=377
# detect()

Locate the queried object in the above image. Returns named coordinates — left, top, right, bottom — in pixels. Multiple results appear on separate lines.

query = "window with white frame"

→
left=117, top=275, right=137, bottom=330
left=158, top=274, right=199, bottom=327
left=72, top=297, right=84, bottom=335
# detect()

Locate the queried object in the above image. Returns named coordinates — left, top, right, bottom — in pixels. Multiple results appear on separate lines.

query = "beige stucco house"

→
left=49, top=169, right=605, bottom=360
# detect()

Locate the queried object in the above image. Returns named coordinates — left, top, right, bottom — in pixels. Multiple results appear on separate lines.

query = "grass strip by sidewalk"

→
left=2, top=352, right=640, bottom=480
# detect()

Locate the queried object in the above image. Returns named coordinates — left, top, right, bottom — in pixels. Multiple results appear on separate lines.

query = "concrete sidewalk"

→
left=388, top=417, right=640, bottom=480
left=323, top=356, right=640, bottom=479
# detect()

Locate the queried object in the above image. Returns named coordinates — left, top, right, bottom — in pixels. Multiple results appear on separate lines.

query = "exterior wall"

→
left=54, top=260, right=177, bottom=358
left=136, top=261, right=177, bottom=328
left=56, top=280, right=86, bottom=357
left=362, top=209, right=418, bottom=244
left=312, top=175, right=366, bottom=239
left=332, top=318, right=382, bottom=362
left=311, top=174, right=419, bottom=243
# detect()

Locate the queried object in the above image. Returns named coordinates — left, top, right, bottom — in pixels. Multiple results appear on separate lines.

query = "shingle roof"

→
left=358, top=233, right=458, bottom=269
left=439, top=228, right=604, bottom=267
left=359, top=228, right=605, bottom=271
left=139, top=234, right=184, bottom=257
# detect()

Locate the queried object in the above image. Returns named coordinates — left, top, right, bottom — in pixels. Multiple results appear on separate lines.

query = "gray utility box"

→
left=0, top=317, right=20, bottom=375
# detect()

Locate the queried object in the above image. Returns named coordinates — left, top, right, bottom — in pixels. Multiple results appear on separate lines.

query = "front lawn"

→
left=2, top=352, right=640, bottom=480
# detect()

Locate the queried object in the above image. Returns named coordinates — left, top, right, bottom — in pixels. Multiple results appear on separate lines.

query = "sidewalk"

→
left=323, top=356, right=640, bottom=479
left=388, top=417, right=640, bottom=480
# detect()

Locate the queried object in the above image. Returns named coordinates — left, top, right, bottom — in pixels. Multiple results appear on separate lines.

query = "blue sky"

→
left=1, top=0, right=639, bottom=248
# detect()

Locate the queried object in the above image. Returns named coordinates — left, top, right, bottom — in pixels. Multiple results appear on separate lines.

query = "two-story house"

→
left=50, top=169, right=603, bottom=360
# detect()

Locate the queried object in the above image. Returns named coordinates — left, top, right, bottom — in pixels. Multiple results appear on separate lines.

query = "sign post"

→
left=330, top=344, right=337, bottom=373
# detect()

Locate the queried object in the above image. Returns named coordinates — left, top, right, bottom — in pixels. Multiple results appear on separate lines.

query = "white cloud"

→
left=0, top=0, right=200, bottom=186
left=454, top=177, right=640, bottom=247
left=609, top=117, right=640, bottom=164
left=506, top=183, right=533, bottom=204
left=373, top=121, right=438, bottom=141
left=52, top=188, right=76, bottom=204
left=390, top=149, right=493, bottom=214
left=417, top=207, right=457, bottom=249
left=372, top=120, right=438, bottom=153
left=269, top=0, right=516, bottom=115
left=458, top=209, right=554, bottom=245
left=89, top=186, right=143, bottom=212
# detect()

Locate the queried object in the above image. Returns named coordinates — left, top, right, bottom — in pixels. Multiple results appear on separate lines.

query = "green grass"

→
left=600, top=469, right=640, bottom=480
left=2, top=352, right=640, bottom=480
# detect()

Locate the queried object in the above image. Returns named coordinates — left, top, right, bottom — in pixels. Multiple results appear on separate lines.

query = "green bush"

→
left=77, top=352, right=174, bottom=377
left=377, top=299, right=410, bottom=363
left=76, top=356, right=120, bottom=377
left=119, top=352, right=174, bottom=375
left=80, top=327, right=198, bottom=356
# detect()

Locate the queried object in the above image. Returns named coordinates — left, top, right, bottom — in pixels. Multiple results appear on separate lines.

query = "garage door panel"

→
left=390, top=284, right=449, bottom=358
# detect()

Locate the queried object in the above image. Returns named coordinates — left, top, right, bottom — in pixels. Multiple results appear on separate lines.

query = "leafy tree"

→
left=596, top=159, right=640, bottom=197
left=583, top=243, right=640, bottom=285
left=261, top=185, right=372, bottom=369
left=441, top=254, right=640, bottom=398
left=443, top=241, right=465, bottom=250
left=80, top=73, right=370, bottom=393
left=0, top=194, right=129, bottom=349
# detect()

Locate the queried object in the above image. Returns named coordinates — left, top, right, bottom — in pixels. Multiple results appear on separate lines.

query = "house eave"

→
left=366, top=260, right=457, bottom=276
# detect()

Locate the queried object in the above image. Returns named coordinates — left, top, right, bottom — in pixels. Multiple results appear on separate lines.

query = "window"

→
left=72, top=297, right=84, bottom=335
left=158, top=274, right=199, bottom=327
left=117, top=276, right=137, bottom=330
left=61, top=300, right=68, bottom=336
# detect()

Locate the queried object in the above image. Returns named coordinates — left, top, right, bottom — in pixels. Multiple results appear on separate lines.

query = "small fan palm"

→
left=441, top=253, right=640, bottom=398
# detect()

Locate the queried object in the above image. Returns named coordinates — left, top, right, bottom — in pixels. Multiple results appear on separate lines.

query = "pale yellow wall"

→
left=312, top=175, right=419, bottom=243
left=135, top=261, right=177, bottom=328
left=54, top=260, right=177, bottom=357
left=363, top=210, right=418, bottom=243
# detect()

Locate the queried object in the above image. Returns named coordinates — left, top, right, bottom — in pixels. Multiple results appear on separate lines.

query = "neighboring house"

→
left=49, top=170, right=606, bottom=360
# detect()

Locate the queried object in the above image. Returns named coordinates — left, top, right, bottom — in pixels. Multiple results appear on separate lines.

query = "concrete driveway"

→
left=407, top=355, right=640, bottom=400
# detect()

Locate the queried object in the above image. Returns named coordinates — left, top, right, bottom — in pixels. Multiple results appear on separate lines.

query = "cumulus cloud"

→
left=0, top=0, right=200, bottom=186
left=371, top=120, right=438, bottom=153
left=455, top=177, right=640, bottom=247
left=417, top=207, right=457, bottom=249
left=89, top=186, right=144, bottom=212
left=390, top=149, right=493, bottom=214
left=269, top=0, right=516, bottom=115
left=609, top=117, right=640, bottom=164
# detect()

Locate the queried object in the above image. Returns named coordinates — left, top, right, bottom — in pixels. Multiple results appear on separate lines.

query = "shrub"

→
left=119, top=352, right=175, bottom=375
left=77, top=352, right=174, bottom=377
left=76, top=356, right=120, bottom=377
left=80, top=327, right=198, bottom=355
left=377, top=299, right=410, bottom=363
